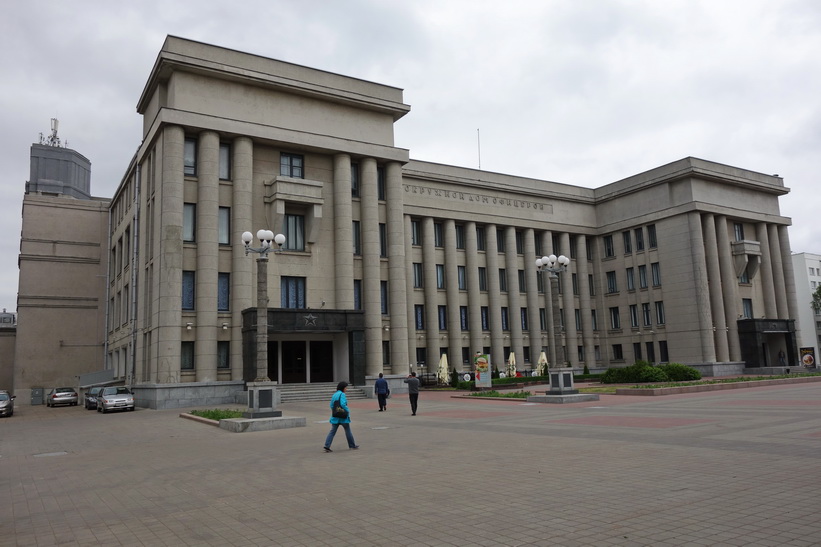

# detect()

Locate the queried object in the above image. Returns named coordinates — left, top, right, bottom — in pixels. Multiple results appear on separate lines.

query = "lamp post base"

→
left=246, top=381, right=281, bottom=419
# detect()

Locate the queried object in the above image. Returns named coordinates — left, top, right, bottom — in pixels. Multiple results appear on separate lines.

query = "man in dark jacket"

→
left=404, top=372, right=421, bottom=416
left=374, top=372, right=389, bottom=411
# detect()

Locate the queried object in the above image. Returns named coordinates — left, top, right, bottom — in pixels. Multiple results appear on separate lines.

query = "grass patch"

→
left=189, top=409, right=245, bottom=420
left=578, top=386, right=618, bottom=394
left=467, top=390, right=531, bottom=398
left=634, top=372, right=821, bottom=389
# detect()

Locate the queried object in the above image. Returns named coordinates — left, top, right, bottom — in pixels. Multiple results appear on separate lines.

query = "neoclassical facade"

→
left=101, top=36, right=798, bottom=403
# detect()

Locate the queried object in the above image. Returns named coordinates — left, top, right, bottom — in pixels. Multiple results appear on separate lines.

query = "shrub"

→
left=659, top=363, right=701, bottom=381
left=583, top=364, right=590, bottom=375
left=602, top=361, right=668, bottom=384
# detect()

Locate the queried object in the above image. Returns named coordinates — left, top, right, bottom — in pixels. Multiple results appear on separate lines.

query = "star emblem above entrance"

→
left=303, top=313, right=318, bottom=327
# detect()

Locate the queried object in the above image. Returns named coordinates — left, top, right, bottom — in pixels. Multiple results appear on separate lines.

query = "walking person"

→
left=374, top=372, right=389, bottom=411
left=323, top=382, right=359, bottom=452
left=404, top=372, right=421, bottom=416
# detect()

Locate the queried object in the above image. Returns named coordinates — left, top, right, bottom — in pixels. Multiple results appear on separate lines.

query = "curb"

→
left=615, top=375, right=821, bottom=396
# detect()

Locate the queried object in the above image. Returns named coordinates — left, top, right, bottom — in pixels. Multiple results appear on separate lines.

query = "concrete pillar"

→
left=360, top=158, right=382, bottom=376
left=777, top=225, right=800, bottom=324
left=575, top=235, right=596, bottom=367
left=768, top=224, right=789, bottom=319
left=444, top=219, right=461, bottom=371
left=702, top=214, right=729, bottom=362
left=688, top=212, right=716, bottom=362
left=386, top=162, right=408, bottom=373
left=560, top=232, right=577, bottom=367
left=231, top=136, right=254, bottom=380
left=715, top=215, right=741, bottom=360
left=756, top=223, right=778, bottom=318
left=421, top=217, right=438, bottom=370
left=196, top=131, right=219, bottom=382
left=465, top=222, right=483, bottom=359
left=504, top=227, right=523, bottom=370
left=485, top=225, right=503, bottom=371
left=404, top=215, right=416, bottom=372
left=333, top=154, right=354, bottom=309
left=524, top=229, right=542, bottom=368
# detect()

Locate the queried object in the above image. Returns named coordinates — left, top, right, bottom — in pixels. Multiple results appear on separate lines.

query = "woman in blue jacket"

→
left=324, top=382, right=359, bottom=452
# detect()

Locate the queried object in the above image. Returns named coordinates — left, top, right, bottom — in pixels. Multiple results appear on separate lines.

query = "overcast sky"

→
left=2, top=0, right=820, bottom=312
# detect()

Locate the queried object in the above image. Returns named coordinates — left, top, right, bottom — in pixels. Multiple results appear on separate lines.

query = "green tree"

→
left=812, top=285, right=821, bottom=313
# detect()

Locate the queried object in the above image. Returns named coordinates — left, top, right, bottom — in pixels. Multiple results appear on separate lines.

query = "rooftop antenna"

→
left=39, top=118, right=64, bottom=148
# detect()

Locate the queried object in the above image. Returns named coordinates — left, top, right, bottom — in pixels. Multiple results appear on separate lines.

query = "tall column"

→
left=404, top=215, right=417, bottom=372
left=333, top=154, right=354, bottom=309
left=504, top=227, right=523, bottom=369
left=560, top=232, right=577, bottom=367
left=158, top=125, right=185, bottom=383
left=421, top=218, right=438, bottom=371
left=715, top=215, right=741, bottom=360
left=778, top=225, right=800, bottom=323
left=360, top=158, right=382, bottom=376
left=575, top=235, right=596, bottom=367
left=688, top=212, right=716, bottom=362
left=541, top=231, right=559, bottom=367
left=768, top=224, right=789, bottom=319
left=485, top=225, right=503, bottom=371
left=703, top=214, right=729, bottom=362
left=524, top=229, right=542, bottom=367
left=465, top=222, right=483, bottom=357
left=231, top=136, right=253, bottom=380
left=444, top=220, right=461, bottom=370
left=195, top=131, right=220, bottom=382
left=756, top=223, right=778, bottom=318
left=386, top=162, right=408, bottom=373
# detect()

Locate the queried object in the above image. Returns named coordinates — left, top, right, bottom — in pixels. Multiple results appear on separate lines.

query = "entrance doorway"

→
left=282, top=341, right=306, bottom=383
left=310, top=341, right=334, bottom=382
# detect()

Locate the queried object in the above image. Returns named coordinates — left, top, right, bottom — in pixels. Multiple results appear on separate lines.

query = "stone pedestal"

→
left=549, top=369, right=578, bottom=395
left=244, top=381, right=282, bottom=418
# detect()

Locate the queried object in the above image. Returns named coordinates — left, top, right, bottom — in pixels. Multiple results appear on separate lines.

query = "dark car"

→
left=0, top=390, right=14, bottom=417
left=46, top=387, right=79, bottom=407
left=84, top=386, right=103, bottom=410
left=97, top=386, right=135, bottom=413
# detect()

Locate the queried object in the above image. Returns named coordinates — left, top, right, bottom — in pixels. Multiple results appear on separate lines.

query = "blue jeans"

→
left=324, top=422, right=356, bottom=448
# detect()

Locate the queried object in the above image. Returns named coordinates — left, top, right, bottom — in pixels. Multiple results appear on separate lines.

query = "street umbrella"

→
left=507, top=352, right=516, bottom=377
left=437, top=353, right=450, bottom=385
left=537, top=352, right=548, bottom=376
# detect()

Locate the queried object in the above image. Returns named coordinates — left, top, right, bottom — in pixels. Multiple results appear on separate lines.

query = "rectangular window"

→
left=455, top=224, right=465, bottom=249
left=648, top=224, right=657, bottom=248
left=639, top=265, right=648, bottom=289
left=501, top=307, right=509, bottom=331
left=574, top=309, right=581, bottom=331
left=497, top=229, right=505, bottom=252
left=182, top=271, right=195, bottom=310
left=612, top=344, right=623, bottom=361
left=655, top=301, right=665, bottom=325
left=633, top=342, right=642, bottom=361
left=382, top=340, right=390, bottom=367
left=184, top=138, right=197, bottom=176
left=642, top=303, right=651, bottom=326
left=540, top=308, right=546, bottom=330
left=537, top=272, right=544, bottom=293
left=377, top=166, right=386, bottom=200
left=458, top=266, right=467, bottom=290
left=218, top=273, right=230, bottom=311
left=734, top=222, right=745, bottom=242
left=413, top=263, right=423, bottom=288
left=635, top=228, right=644, bottom=251
left=183, top=203, right=196, bottom=242
left=460, top=306, right=469, bottom=330
left=591, top=309, right=598, bottom=331
left=351, top=162, right=360, bottom=197
left=586, top=237, right=593, bottom=260
left=478, top=267, right=488, bottom=291
left=481, top=306, right=489, bottom=330
left=606, top=271, right=618, bottom=294
left=519, top=270, right=526, bottom=293
left=646, top=342, right=656, bottom=363
left=739, top=266, right=750, bottom=284
left=622, top=231, right=632, bottom=254
left=381, top=281, right=389, bottom=315
left=281, top=276, right=306, bottom=309
left=284, top=214, right=305, bottom=251
left=219, top=143, right=230, bottom=180
left=415, top=305, right=425, bottom=330
left=651, top=262, right=661, bottom=287
left=521, top=308, right=529, bottom=330
left=515, top=231, right=524, bottom=254
left=603, top=235, right=614, bottom=257
left=572, top=273, right=579, bottom=295
left=476, top=226, right=486, bottom=251
left=436, top=264, right=445, bottom=289
left=217, top=341, right=230, bottom=369
left=379, top=223, right=387, bottom=257
left=499, top=269, right=507, bottom=292
left=659, top=340, right=669, bottom=362
left=609, top=307, right=621, bottom=330
left=181, top=341, right=195, bottom=370
left=353, top=279, right=362, bottom=310
left=434, top=223, right=444, bottom=247
left=626, top=267, right=635, bottom=291
left=411, top=220, right=420, bottom=245
left=352, top=221, right=361, bottom=255
left=589, top=274, right=595, bottom=296
left=218, top=207, right=230, bottom=245
left=630, top=304, right=639, bottom=328
left=280, top=153, right=304, bottom=178
left=438, top=305, right=447, bottom=330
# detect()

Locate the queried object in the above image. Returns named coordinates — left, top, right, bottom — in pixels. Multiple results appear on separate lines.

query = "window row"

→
left=181, top=340, right=231, bottom=371
left=611, top=340, right=669, bottom=363
left=608, top=302, right=666, bottom=330
left=607, top=263, right=662, bottom=293
left=604, top=224, right=658, bottom=258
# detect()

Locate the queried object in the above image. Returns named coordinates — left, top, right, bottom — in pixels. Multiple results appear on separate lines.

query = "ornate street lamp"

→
left=535, top=254, right=570, bottom=369
left=242, top=229, right=286, bottom=382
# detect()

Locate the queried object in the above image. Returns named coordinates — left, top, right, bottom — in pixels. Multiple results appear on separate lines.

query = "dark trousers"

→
left=377, top=393, right=388, bottom=410
left=409, top=393, right=419, bottom=415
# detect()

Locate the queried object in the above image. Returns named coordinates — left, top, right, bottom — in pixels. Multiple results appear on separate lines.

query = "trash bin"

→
left=31, top=388, right=44, bottom=405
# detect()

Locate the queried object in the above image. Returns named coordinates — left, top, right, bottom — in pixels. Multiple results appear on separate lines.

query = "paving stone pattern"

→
left=2, top=383, right=821, bottom=546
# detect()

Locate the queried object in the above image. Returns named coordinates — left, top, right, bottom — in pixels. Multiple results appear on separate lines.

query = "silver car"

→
left=0, top=391, right=14, bottom=417
left=46, top=387, right=78, bottom=407
left=97, top=386, right=135, bottom=413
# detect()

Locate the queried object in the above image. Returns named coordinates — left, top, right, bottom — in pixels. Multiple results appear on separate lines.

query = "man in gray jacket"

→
left=404, top=372, right=421, bottom=416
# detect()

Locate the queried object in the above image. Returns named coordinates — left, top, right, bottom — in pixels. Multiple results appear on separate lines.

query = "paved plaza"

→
left=2, top=382, right=821, bottom=546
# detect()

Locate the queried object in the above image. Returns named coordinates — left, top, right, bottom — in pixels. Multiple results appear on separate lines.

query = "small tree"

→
left=812, top=286, right=821, bottom=314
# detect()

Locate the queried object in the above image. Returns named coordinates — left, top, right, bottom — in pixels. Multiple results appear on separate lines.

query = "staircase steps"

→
left=277, top=382, right=368, bottom=403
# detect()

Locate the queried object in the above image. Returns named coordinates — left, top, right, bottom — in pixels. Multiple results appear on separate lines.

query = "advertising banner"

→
left=474, top=353, right=492, bottom=388
left=800, top=347, right=816, bottom=368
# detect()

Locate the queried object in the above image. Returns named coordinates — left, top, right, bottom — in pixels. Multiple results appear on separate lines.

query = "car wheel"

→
left=97, top=405, right=101, bottom=412
left=129, top=406, right=135, bottom=411
left=101, top=405, right=107, bottom=414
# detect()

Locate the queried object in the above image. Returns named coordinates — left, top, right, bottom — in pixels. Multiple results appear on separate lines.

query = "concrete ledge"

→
left=527, top=394, right=600, bottom=404
left=218, top=416, right=307, bottom=433
left=179, top=413, right=220, bottom=427
left=615, top=375, right=821, bottom=396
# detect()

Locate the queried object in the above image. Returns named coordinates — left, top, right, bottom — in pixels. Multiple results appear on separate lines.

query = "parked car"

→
left=97, top=386, right=135, bottom=413
left=0, top=390, right=14, bottom=417
left=46, top=387, right=78, bottom=407
left=84, top=386, right=103, bottom=410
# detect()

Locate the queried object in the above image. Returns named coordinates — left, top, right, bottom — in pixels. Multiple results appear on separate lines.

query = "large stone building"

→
left=791, top=252, right=821, bottom=365
left=7, top=36, right=803, bottom=407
